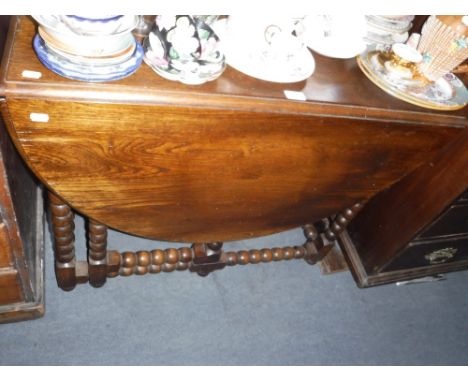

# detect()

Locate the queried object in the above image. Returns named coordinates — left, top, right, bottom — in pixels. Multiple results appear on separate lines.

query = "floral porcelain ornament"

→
left=417, top=15, right=468, bottom=82
left=143, top=15, right=226, bottom=85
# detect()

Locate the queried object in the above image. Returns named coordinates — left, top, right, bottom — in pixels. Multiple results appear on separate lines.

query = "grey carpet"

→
left=1, top=214, right=468, bottom=365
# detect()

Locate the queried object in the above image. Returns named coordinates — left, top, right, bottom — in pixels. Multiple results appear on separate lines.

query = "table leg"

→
left=48, top=191, right=76, bottom=291
left=87, top=219, right=108, bottom=287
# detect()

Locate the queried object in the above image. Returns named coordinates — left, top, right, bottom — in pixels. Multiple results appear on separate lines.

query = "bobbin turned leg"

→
left=324, top=202, right=364, bottom=241
left=87, top=219, right=108, bottom=287
left=48, top=191, right=76, bottom=291
left=302, top=202, right=365, bottom=265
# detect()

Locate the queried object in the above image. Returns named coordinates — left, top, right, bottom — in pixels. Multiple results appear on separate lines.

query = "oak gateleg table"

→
left=1, top=16, right=466, bottom=291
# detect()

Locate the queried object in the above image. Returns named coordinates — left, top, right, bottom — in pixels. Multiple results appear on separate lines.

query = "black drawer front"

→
left=459, top=190, right=468, bottom=203
left=384, top=236, right=468, bottom=272
left=417, top=204, right=468, bottom=239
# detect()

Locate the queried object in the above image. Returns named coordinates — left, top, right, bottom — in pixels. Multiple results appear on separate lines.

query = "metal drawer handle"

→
left=424, top=247, right=457, bottom=264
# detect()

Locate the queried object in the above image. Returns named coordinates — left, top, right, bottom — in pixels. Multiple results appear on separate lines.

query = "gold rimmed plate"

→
left=357, top=48, right=467, bottom=111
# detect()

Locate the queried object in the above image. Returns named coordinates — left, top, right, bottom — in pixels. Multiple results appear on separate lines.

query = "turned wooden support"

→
left=190, top=242, right=225, bottom=276
left=48, top=191, right=76, bottom=291
left=224, top=245, right=307, bottom=266
left=107, top=243, right=310, bottom=277
left=116, top=246, right=193, bottom=277
left=48, top=200, right=365, bottom=288
left=302, top=223, right=330, bottom=265
left=87, top=219, right=108, bottom=287
left=324, top=203, right=364, bottom=241
left=302, top=202, right=365, bottom=265
left=101, top=202, right=367, bottom=281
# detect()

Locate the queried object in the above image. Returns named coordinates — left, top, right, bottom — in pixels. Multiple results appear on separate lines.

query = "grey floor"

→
left=1, top=214, right=468, bottom=365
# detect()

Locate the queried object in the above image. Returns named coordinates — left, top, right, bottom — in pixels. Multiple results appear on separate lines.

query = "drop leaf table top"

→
left=0, top=16, right=466, bottom=243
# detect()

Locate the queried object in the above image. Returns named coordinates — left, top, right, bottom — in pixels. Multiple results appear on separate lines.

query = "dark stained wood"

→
left=108, top=242, right=310, bottom=277
left=0, top=222, right=13, bottom=268
left=318, top=243, right=349, bottom=274
left=5, top=98, right=463, bottom=242
left=347, top=128, right=468, bottom=275
left=87, top=219, right=107, bottom=287
left=340, top=229, right=468, bottom=288
left=0, top=301, right=44, bottom=323
left=417, top=202, right=468, bottom=240
left=1, top=16, right=467, bottom=293
left=190, top=242, right=225, bottom=276
left=48, top=191, right=76, bottom=291
left=1, top=16, right=466, bottom=244
left=0, top=270, right=22, bottom=305
left=0, top=77, right=44, bottom=322
left=324, top=202, right=364, bottom=241
left=0, top=103, right=32, bottom=301
left=106, top=250, right=121, bottom=278
left=2, top=17, right=466, bottom=126
left=308, top=201, right=363, bottom=272
left=410, top=15, right=429, bottom=34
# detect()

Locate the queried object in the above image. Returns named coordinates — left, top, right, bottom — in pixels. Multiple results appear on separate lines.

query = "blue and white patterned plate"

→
left=33, top=34, right=143, bottom=82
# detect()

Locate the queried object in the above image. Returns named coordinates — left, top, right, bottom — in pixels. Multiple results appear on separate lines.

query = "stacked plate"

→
left=32, top=15, right=143, bottom=82
left=364, top=15, right=414, bottom=46
left=303, top=15, right=368, bottom=59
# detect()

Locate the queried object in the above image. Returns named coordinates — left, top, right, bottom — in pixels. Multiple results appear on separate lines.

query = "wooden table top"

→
left=0, top=16, right=465, bottom=242
left=1, top=16, right=466, bottom=128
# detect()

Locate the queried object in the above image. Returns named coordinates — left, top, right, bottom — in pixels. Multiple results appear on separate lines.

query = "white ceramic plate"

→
left=226, top=37, right=314, bottom=83
left=303, top=15, right=368, bottom=59
left=214, top=18, right=314, bottom=83
left=32, top=15, right=138, bottom=36
left=366, top=15, right=413, bottom=33
left=38, top=25, right=135, bottom=57
left=306, top=36, right=366, bottom=59
left=226, top=45, right=315, bottom=83
left=46, top=40, right=136, bottom=66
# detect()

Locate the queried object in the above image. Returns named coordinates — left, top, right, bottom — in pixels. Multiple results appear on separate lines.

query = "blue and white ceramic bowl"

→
left=33, top=34, right=144, bottom=82
left=38, top=24, right=136, bottom=57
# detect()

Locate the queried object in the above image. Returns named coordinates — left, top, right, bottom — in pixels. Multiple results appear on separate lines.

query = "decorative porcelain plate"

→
left=227, top=47, right=314, bottom=83
left=215, top=17, right=314, bottom=83
left=357, top=48, right=468, bottom=110
left=33, top=34, right=143, bottom=82
left=303, top=15, right=367, bottom=59
left=225, top=39, right=315, bottom=83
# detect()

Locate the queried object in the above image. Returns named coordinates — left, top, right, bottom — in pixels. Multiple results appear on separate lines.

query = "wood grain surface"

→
left=5, top=97, right=462, bottom=241
left=0, top=270, right=22, bottom=305
left=0, top=16, right=466, bottom=242
left=347, top=128, right=468, bottom=274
